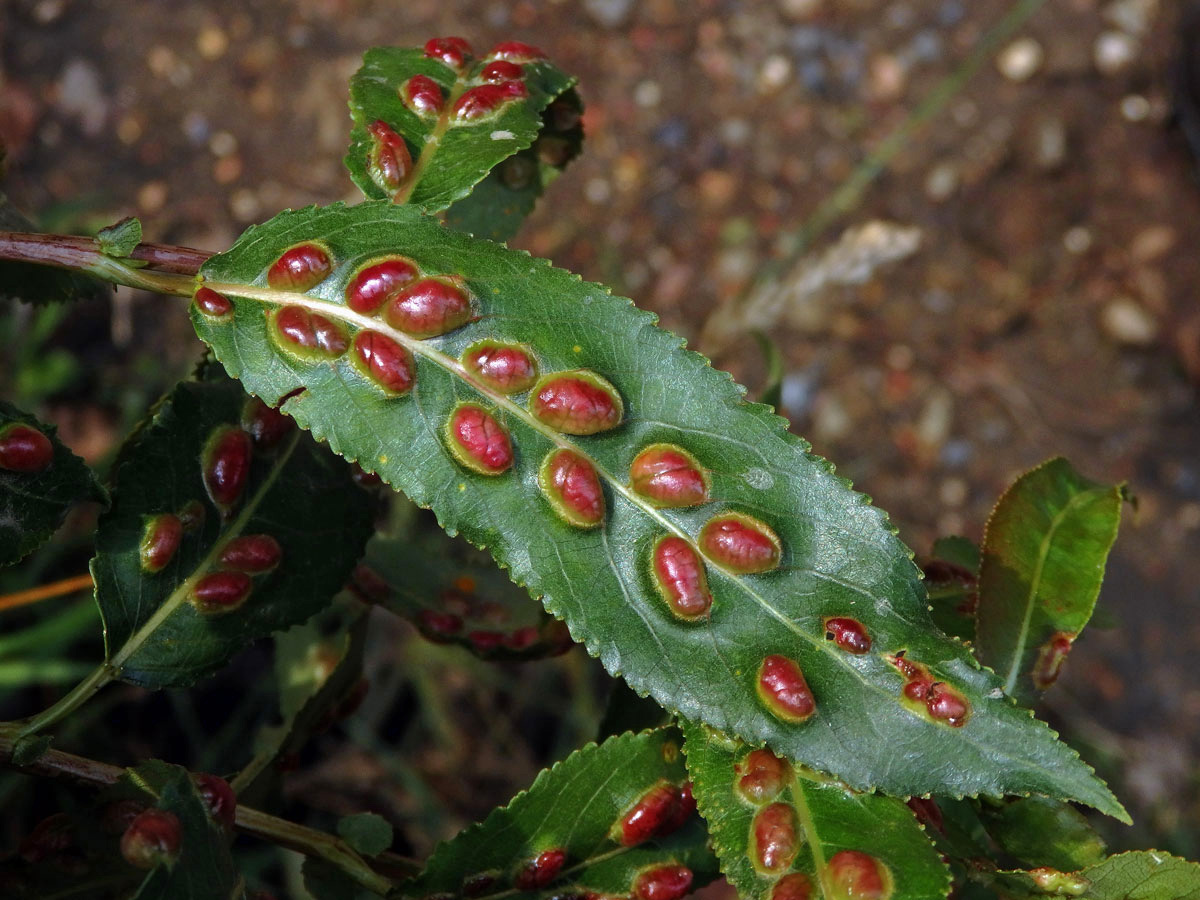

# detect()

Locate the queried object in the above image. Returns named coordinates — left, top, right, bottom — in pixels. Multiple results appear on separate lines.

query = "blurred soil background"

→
left=2, top=0, right=1198, bottom=876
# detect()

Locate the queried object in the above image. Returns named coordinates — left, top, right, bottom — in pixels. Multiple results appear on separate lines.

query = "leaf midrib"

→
left=108, top=429, right=302, bottom=674
left=996, top=487, right=1095, bottom=696
left=206, top=277, right=1114, bottom=805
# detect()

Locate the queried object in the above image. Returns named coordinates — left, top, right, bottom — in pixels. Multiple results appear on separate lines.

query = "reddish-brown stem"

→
left=0, top=726, right=410, bottom=892
left=0, top=231, right=203, bottom=296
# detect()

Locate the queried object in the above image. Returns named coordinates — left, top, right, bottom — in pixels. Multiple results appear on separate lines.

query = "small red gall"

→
left=0, top=423, right=53, bottom=473
left=700, top=513, right=781, bottom=574
left=345, top=257, right=418, bottom=315
left=417, top=609, right=463, bottom=642
left=925, top=682, right=970, bottom=727
left=463, top=872, right=498, bottom=897
left=468, top=630, right=505, bottom=653
left=424, top=36, right=474, bottom=69
left=353, top=330, right=415, bottom=396
left=272, top=306, right=350, bottom=359
left=504, top=626, right=540, bottom=650
left=618, top=783, right=679, bottom=846
left=403, top=74, right=444, bottom=115
left=384, top=276, right=473, bottom=338
left=193, top=286, right=232, bottom=318
left=266, top=242, right=333, bottom=292
left=366, top=119, right=413, bottom=195
left=530, top=370, right=623, bottom=435
left=219, top=534, right=282, bottom=573
left=906, top=797, right=944, bottom=834
left=241, top=397, right=294, bottom=449
left=462, top=340, right=538, bottom=394
left=736, top=748, right=791, bottom=805
left=202, top=425, right=253, bottom=512
left=824, top=617, right=872, bottom=654
left=1032, top=631, right=1075, bottom=690
left=480, top=60, right=524, bottom=83
left=757, top=654, right=816, bottom=724
left=651, top=536, right=713, bottom=620
left=193, top=773, right=237, bottom=831
left=446, top=403, right=514, bottom=475
left=633, top=864, right=693, bottom=900
left=903, top=678, right=931, bottom=702
left=488, top=40, right=547, bottom=62
left=539, top=448, right=605, bottom=528
left=663, top=781, right=696, bottom=834
left=191, top=571, right=253, bottom=614
left=348, top=564, right=389, bottom=604
left=630, top=444, right=709, bottom=508
left=752, top=802, right=799, bottom=872
left=772, top=874, right=813, bottom=900
left=120, top=809, right=182, bottom=871
left=827, top=850, right=893, bottom=900
left=452, top=82, right=527, bottom=121
left=19, top=813, right=73, bottom=863
left=514, top=848, right=566, bottom=890
left=140, top=514, right=184, bottom=574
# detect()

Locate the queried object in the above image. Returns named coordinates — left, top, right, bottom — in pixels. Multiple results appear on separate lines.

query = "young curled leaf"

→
left=191, top=201, right=1126, bottom=816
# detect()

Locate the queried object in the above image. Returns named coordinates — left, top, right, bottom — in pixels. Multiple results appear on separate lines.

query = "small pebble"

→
left=1120, top=95, right=1150, bottom=122
left=583, top=0, right=634, bottom=28
left=925, top=162, right=959, bottom=202
left=758, top=55, right=792, bottom=93
left=633, top=80, right=662, bottom=108
left=1033, top=117, right=1067, bottom=170
left=997, top=37, right=1043, bottom=82
left=1130, top=225, right=1175, bottom=263
left=137, top=181, right=168, bottom=214
left=1094, top=31, right=1137, bottom=75
left=1063, top=226, right=1093, bottom=254
left=229, top=188, right=261, bottom=220
left=1101, top=298, right=1158, bottom=347
left=196, top=26, right=229, bottom=60
left=585, top=177, right=612, bottom=204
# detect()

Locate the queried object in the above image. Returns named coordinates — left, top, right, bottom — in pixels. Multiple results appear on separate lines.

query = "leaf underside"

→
left=682, top=719, right=950, bottom=900
left=994, top=851, right=1200, bottom=900
left=193, top=201, right=1125, bottom=816
left=345, top=47, right=576, bottom=215
left=91, top=369, right=374, bottom=688
left=975, top=457, right=1124, bottom=704
left=396, top=728, right=718, bottom=899
left=0, top=400, right=103, bottom=566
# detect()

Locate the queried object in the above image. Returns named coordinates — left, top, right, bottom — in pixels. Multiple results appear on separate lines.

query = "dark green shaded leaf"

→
left=357, top=526, right=571, bottom=662
left=192, top=201, right=1125, bottom=815
left=121, top=760, right=242, bottom=899
left=443, top=89, right=584, bottom=241
left=598, top=680, right=672, bottom=740
left=976, top=458, right=1125, bottom=704
left=91, top=371, right=374, bottom=688
left=234, top=606, right=368, bottom=794
left=97, top=217, right=143, bottom=258
left=10, top=734, right=51, bottom=766
left=682, top=719, right=950, bottom=900
left=924, top=536, right=979, bottom=644
left=0, top=193, right=111, bottom=306
left=0, top=401, right=104, bottom=566
left=979, top=796, right=1105, bottom=871
left=396, top=728, right=718, bottom=900
left=337, top=813, right=393, bottom=859
left=346, top=46, right=576, bottom=213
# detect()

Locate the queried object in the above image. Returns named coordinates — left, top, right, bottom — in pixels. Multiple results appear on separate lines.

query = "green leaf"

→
left=978, top=796, right=1105, bottom=872
left=681, top=718, right=950, bottom=900
left=192, top=201, right=1125, bottom=816
left=346, top=44, right=576, bottom=213
left=120, top=760, right=243, bottom=899
left=304, top=856, right=381, bottom=899
left=96, top=216, right=143, bottom=258
left=992, top=851, right=1200, bottom=900
left=443, top=89, right=584, bottom=241
left=396, top=728, right=718, bottom=900
left=924, top=536, right=979, bottom=644
left=0, top=192, right=111, bottom=306
left=337, top=813, right=393, bottom=859
left=234, top=605, right=369, bottom=794
left=0, top=401, right=104, bottom=566
left=975, top=458, right=1125, bottom=703
left=10, top=734, right=51, bottom=766
left=356, top=523, right=571, bottom=661
left=91, top=369, right=374, bottom=688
